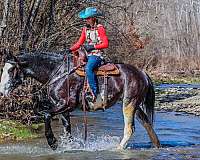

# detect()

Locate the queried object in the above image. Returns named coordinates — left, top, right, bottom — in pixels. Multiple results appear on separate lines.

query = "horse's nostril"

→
left=0, top=92, right=3, bottom=97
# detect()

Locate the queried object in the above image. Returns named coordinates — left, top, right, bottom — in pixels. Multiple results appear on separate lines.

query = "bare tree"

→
left=0, top=0, right=10, bottom=37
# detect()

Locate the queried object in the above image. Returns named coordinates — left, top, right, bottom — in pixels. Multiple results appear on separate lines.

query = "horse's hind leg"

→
left=118, top=101, right=136, bottom=149
left=61, top=111, right=71, bottom=135
left=44, top=112, right=58, bottom=150
left=136, top=107, right=160, bottom=148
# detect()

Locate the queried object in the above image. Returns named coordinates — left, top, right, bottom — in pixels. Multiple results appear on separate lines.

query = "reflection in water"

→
left=0, top=104, right=200, bottom=160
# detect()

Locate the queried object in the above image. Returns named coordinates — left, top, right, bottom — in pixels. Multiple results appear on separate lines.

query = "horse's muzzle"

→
left=0, top=92, right=3, bottom=97
left=0, top=87, right=10, bottom=97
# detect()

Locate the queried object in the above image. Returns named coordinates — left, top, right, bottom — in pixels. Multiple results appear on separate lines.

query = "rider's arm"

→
left=94, top=25, right=109, bottom=49
left=70, top=27, right=86, bottom=51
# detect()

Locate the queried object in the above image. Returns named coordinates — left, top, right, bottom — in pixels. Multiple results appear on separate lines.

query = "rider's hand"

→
left=84, top=45, right=95, bottom=52
left=63, top=49, right=72, bottom=61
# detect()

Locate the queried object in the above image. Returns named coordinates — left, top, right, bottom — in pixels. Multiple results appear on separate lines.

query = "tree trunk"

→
left=21, top=0, right=37, bottom=51
left=19, top=0, right=24, bottom=51
left=0, top=0, right=10, bottom=37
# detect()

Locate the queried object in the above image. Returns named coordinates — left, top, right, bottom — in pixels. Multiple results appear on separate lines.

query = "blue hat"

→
left=79, top=7, right=102, bottom=19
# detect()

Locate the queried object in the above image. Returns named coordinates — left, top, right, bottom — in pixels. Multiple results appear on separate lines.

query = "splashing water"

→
left=0, top=129, right=120, bottom=156
left=57, top=127, right=120, bottom=152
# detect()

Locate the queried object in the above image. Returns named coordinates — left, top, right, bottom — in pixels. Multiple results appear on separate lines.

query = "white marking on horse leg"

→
left=118, top=102, right=135, bottom=149
left=0, top=63, right=13, bottom=95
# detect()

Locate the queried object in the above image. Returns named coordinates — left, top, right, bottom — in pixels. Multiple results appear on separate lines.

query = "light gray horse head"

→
left=0, top=49, right=24, bottom=96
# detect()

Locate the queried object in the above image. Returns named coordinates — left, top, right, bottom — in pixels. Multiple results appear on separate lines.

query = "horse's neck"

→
left=18, top=53, right=65, bottom=84
left=27, top=64, right=61, bottom=83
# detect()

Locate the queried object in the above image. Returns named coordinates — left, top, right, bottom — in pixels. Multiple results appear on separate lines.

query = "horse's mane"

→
left=17, top=51, right=65, bottom=63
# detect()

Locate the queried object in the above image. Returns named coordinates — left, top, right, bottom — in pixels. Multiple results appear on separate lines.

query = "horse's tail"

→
left=143, top=72, right=155, bottom=126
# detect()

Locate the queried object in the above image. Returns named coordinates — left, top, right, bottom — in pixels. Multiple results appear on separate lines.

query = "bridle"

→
left=31, top=52, right=74, bottom=96
left=6, top=52, right=73, bottom=96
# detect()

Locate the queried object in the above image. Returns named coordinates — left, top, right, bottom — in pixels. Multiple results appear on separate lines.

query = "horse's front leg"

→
left=44, top=112, right=58, bottom=150
left=61, top=111, right=71, bottom=135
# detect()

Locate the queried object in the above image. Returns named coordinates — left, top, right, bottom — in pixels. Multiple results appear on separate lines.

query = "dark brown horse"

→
left=0, top=50, right=160, bottom=150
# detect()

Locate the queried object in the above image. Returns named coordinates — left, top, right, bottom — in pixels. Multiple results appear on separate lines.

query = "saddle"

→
left=73, top=49, right=120, bottom=77
left=76, top=63, right=120, bottom=76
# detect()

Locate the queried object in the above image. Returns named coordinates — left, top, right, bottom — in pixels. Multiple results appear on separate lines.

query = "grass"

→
left=0, top=120, right=41, bottom=143
left=152, top=75, right=200, bottom=85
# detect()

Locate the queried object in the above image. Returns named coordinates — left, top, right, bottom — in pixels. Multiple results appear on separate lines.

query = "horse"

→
left=0, top=49, right=160, bottom=150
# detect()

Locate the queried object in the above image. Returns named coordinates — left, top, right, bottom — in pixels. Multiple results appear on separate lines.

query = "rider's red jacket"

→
left=70, top=24, right=109, bottom=53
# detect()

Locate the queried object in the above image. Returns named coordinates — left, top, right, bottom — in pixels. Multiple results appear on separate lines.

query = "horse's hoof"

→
left=68, top=135, right=73, bottom=143
left=117, top=144, right=125, bottom=150
left=50, top=142, right=58, bottom=150
left=49, top=138, right=58, bottom=150
left=155, top=143, right=161, bottom=149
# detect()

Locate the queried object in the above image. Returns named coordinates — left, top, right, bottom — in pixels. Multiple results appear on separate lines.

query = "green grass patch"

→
left=0, top=120, right=39, bottom=142
left=30, top=123, right=44, bottom=131
left=153, top=75, right=200, bottom=85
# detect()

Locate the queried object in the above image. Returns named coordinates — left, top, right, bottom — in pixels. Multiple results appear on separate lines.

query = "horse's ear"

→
left=3, top=49, right=20, bottom=65
left=13, top=54, right=20, bottom=63
left=3, top=48, right=13, bottom=60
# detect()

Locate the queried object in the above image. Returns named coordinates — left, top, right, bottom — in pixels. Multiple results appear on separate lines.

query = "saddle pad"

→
left=76, top=63, right=120, bottom=76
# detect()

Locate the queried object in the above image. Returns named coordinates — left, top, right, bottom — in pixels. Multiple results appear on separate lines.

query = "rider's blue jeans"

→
left=85, top=55, right=102, bottom=97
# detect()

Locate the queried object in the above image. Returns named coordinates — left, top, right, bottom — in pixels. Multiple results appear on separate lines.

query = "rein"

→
left=30, top=53, right=74, bottom=95
left=29, top=60, right=65, bottom=95
left=48, top=63, right=84, bottom=86
left=82, top=76, right=88, bottom=142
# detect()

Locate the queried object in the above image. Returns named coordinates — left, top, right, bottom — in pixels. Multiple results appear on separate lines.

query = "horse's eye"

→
left=8, top=68, right=14, bottom=74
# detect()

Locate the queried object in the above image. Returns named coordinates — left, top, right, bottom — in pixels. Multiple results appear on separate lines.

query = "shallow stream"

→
left=0, top=104, right=200, bottom=160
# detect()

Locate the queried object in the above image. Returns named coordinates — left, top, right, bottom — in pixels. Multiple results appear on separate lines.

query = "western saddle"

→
left=73, top=49, right=120, bottom=77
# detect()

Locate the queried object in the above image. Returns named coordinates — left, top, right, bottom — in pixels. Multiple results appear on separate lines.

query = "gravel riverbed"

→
left=155, top=85, right=200, bottom=116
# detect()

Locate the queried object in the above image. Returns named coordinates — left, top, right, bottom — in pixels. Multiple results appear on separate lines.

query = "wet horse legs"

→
left=118, top=101, right=160, bottom=149
left=118, top=101, right=136, bottom=149
left=44, top=112, right=58, bottom=150
left=136, top=107, right=160, bottom=148
left=44, top=111, right=71, bottom=150
left=61, top=111, right=71, bottom=135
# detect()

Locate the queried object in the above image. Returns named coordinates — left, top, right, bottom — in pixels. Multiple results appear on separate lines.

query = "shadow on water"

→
left=0, top=101, right=200, bottom=159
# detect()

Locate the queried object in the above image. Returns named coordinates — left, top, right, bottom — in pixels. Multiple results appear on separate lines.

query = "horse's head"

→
left=0, top=49, right=24, bottom=96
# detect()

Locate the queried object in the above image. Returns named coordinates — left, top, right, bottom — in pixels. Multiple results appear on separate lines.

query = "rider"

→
left=69, top=7, right=109, bottom=101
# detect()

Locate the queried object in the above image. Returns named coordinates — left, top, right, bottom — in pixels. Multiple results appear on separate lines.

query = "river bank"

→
left=0, top=120, right=43, bottom=143
left=151, top=73, right=200, bottom=116
left=155, top=84, right=200, bottom=116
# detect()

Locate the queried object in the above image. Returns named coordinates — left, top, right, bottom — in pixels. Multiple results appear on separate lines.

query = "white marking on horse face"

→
left=0, top=63, right=13, bottom=96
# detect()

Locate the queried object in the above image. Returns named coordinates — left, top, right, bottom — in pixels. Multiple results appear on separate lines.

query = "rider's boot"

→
left=85, top=91, right=105, bottom=111
left=85, top=90, right=98, bottom=111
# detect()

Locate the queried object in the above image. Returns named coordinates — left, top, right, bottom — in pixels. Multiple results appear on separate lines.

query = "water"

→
left=0, top=103, right=200, bottom=160
left=156, top=83, right=200, bottom=89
